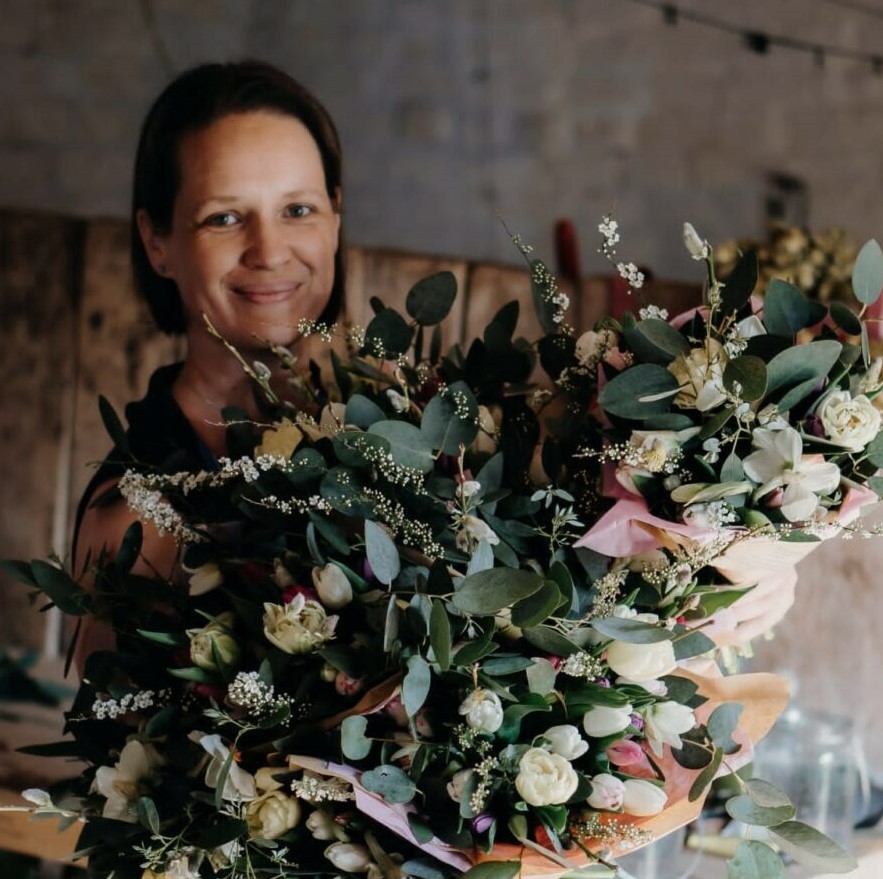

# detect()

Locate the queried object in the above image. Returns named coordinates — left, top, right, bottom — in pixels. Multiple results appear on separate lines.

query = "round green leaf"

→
left=598, top=364, right=680, bottom=419
left=721, top=250, right=759, bottom=316
left=459, top=861, right=521, bottom=879
left=769, top=821, right=858, bottom=873
left=406, top=271, right=458, bottom=325
left=726, top=840, right=787, bottom=879
left=762, top=279, right=827, bottom=336
left=707, top=702, right=743, bottom=752
left=365, top=519, right=400, bottom=586
left=723, top=356, right=767, bottom=402
left=726, top=794, right=795, bottom=827
left=345, top=394, right=386, bottom=427
left=368, top=420, right=434, bottom=474
left=745, top=778, right=793, bottom=807
left=623, top=318, right=690, bottom=364
left=452, top=568, right=543, bottom=615
left=360, top=764, right=417, bottom=804
left=829, top=301, right=862, bottom=336
left=341, top=715, right=372, bottom=760
left=364, top=308, right=414, bottom=358
left=420, top=380, right=479, bottom=454
left=589, top=616, right=672, bottom=643
left=852, top=238, right=883, bottom=306
left=766, top=340, right=842, bottom=396
left=402, top=655, right=432, bottom=718
left=511, top=580, right=561, bottom=628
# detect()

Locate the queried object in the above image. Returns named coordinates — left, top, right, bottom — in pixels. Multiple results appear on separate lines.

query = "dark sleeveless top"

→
left=72, top=363, right=218, bottom=566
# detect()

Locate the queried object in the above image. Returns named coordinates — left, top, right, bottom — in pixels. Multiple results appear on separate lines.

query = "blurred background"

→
left=3, top=0, right=883, bottom=873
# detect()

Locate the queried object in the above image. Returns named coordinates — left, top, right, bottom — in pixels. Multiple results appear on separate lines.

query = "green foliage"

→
left=597, top=364, right=680, bottom=419
left=406, top=271, right=458, bottom=325
left=852, top=238, right=883, bottom=306
left=361, top=764, right=417, bottom=804
left=452, top=568, right=544, bottom=615
left=364, top=519, right=401, bottom=586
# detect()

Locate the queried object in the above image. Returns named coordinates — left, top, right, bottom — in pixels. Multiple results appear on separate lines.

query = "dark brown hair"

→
left=131, top=60, right=345, bottom=334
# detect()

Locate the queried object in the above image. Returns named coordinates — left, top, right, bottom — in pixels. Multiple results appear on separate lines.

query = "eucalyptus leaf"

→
left=589, top=616, right=672, bottom=643
left=421, top=380, right=479, bottom=454
left=763, top=279, right=826, bottom=336
left=674, top=630, right=716, bottom=660
left=707, top=702, right=743, bottom=753
left=720, top=250, right=758, bottom=316
left=723, top=356, right=767, bottom=402
left=830, top=301, right=862, bottom=336
left=459, top=861, right=521, bottom=879
left=623, top=319, right=690, bottom=365
left=30, top=561, right=90, bottom=616
left=98, top=395, right=129, bottom=454
left=368, top=420, right=434, bottom=474
left=769, top=821, right=858, bottom=873
left=766, top=340, right=842, bottom=397
left=725, top=794, right=795, bottom=827
left=429, top=600, right=452, bottom=671
left=452, top=568, right=543, bottom=615
left=467, top=539, right=495, bottom=575
left=521, top=626, right=581, bottom=656
left=341, top=715, right=372, bottom=760
left=726, top=840, right=787, bottom=879
left=360, top=764, right=417, bottom=804
left=136, top=797, right=160, bottom=835
left=598, top=364, right=680, bottom=420
left=364, top=519, right=400, bottom=586
left=852, top=238, right=883, bottom=306
left=403, top=655, right=432, bottom=718
left=406, top=271, right=458, bottom=325
left=511, top=580, right=561, bottom=628
left=364, top=308, right=414, bottom=358
left=525, top=657, right=558, bottom=695
left=689, top=747, right=723, bottom=802
left=745, top=778, right=793, bottom=808
left=345, top=394, right=386, bottom=428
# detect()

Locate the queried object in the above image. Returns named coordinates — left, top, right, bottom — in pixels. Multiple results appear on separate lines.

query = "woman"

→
left=73, top=60, right=345, bottom=665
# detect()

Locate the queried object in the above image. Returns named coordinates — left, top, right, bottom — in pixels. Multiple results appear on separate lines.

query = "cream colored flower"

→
left=325, top=842, right=372, bottom=873
left=642, top=701, right=697, bottom=756
left=582, top=703, right=633, bottom=738
left=187, top=612, right=240, bottom=671
left=515, top=747, right=579, bottom=806
left=92, top=740, right=164, bottom=822
left=263, top=594, right=338, bottom=655
left=187, top=562, right=223, bottom=597
left=458, top=688, right=504, bottom=733
left=254, top=766, right=285, bottom=792
left=541, top=724, right=589, bottom=760
left=605, top=639, right=677, bottom=682
left=622, top=778, right=668, bottom=816
left=191, top=732, right=256, bottom=802
left=311, top=563, right=353, bottom=609
left=683, top=222, right=709, bottom=261
left=446, top=768, right=473, bottom=803
left=667, top=340, right=728, bottom=412
left=575, top=328, right=616, bottom=365
left=306, top=809, right=338, bottom=840
left=818, top=390, right=881, bottom=452
left=245, top=790, right=302, bottom=839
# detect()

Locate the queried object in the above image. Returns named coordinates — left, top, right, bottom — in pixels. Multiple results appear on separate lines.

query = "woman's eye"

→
left=202, top=212, right=238, bottom=227
left=286, top=204, right=312, bottom=218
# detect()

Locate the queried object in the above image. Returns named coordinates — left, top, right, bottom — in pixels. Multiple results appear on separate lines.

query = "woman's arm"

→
left=73, top=479, right=180, bottom=676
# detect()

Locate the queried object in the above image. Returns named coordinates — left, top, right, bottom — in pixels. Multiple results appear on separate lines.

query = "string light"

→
left=623, top=0, right=883, bottom=76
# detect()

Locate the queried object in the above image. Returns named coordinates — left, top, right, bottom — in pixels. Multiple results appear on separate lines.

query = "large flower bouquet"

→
left=6, top=218, right=881, bottom=879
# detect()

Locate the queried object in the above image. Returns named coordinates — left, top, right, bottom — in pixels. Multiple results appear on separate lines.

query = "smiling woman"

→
left=72, top=61, right=347, bottom=668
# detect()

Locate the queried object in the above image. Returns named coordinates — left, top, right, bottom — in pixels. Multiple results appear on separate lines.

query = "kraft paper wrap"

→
left=287, top=665, right=789, bottom=878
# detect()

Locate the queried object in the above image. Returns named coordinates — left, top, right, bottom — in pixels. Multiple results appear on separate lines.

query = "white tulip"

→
left=582, top=703, right=633, bottom=738
left=306, top=809, right=338, bottom=840
left=541, top=724, right=589, bottom=760
left=683, top=222, right=709, bottom=261
left=91, top=739, right=164, bottom=822
left=311, top=563, right=353, bottom=609
left=605, top=639, right=677, bottom=682
left=587, top=772, right=625, bottom=811
left=325, top=842, right=372, bottom=873
left=446, top=768, right=473, bottom=803
left=622, top=778, right=668, bottom=816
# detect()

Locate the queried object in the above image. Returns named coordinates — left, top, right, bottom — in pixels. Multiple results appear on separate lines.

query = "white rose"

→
left=263, top=594, right=338, bottom=655
left=642, top=701, right=697, bottom=756
left=587, top=772, right=625, bottom=811
left=605, top=639, right=677, bottom=682
left=306, top=809, right=338, bottom=840
left=683, top=222, right=709, bottom=261
left=575, top=328, right=616, bottom=365
left=667, top=340, right=728, bottom=412
left=325, top=842, right=372, bottom=873
left=187, top=611, right=240, bottom=671
left=582, top=703, right=633, bottom=738
left=515, top=747, right=579, bottom=806
left=458, top=689, right=504, bottom=733
left=819, top=390, right=881, bottom=452
left=311, top=563, right=353, bottom=609
left=245, top=790, right=302, bottom=839
left=542, top=724, right=589, bottom=760
left=622, top=778, right=668, bottom=816
left=188, top=562, right=223, bottom=596
left=446, top=768, right=473, bottom=803
left=458, top=479, right=482, bottom=498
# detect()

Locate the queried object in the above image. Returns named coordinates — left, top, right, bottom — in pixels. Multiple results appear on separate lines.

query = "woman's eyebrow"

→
left=193, top=190, right=327, bottom=212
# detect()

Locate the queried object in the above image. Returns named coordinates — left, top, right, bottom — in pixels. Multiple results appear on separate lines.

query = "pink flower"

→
left=606, top=739, right=656, bottom=779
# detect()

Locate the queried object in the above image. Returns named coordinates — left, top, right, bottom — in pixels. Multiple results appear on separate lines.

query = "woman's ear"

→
left=136, top=208, right=170, bottom=276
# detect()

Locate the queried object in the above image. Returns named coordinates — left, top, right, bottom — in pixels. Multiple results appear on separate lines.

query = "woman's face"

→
left=140, top=110, right=340, bottom=352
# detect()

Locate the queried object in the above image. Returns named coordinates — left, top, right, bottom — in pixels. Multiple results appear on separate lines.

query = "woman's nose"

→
left=243, top=218, right=292, bottom=269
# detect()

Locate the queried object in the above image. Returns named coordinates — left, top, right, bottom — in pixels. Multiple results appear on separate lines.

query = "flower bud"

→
left=312, top=564, right=353, bottom=610
left=683, top=222, right=709, bottom=261
left=622, top=778, right=668, bottom=816
left=188, top=562, right=223, bottom=597
left=306, top=808, right=338, bottom=840
left=541, top=724, right=589, bottom=760
left=587, top=772, right=625, bottom=811
left=254, top=766, right=285, bottom=792
left=245, top=790, right=301, bottom=840
left=334, top=672, right=366, bottom=697
left=446, top=768, right=473, bottom=803
left=325, top=842, right=372, bottom=873
left=605, top=639, right=677, bottom=682
left=187, top=612, right=240, bottom=671
left=582, top=703, right=633, bottom=738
